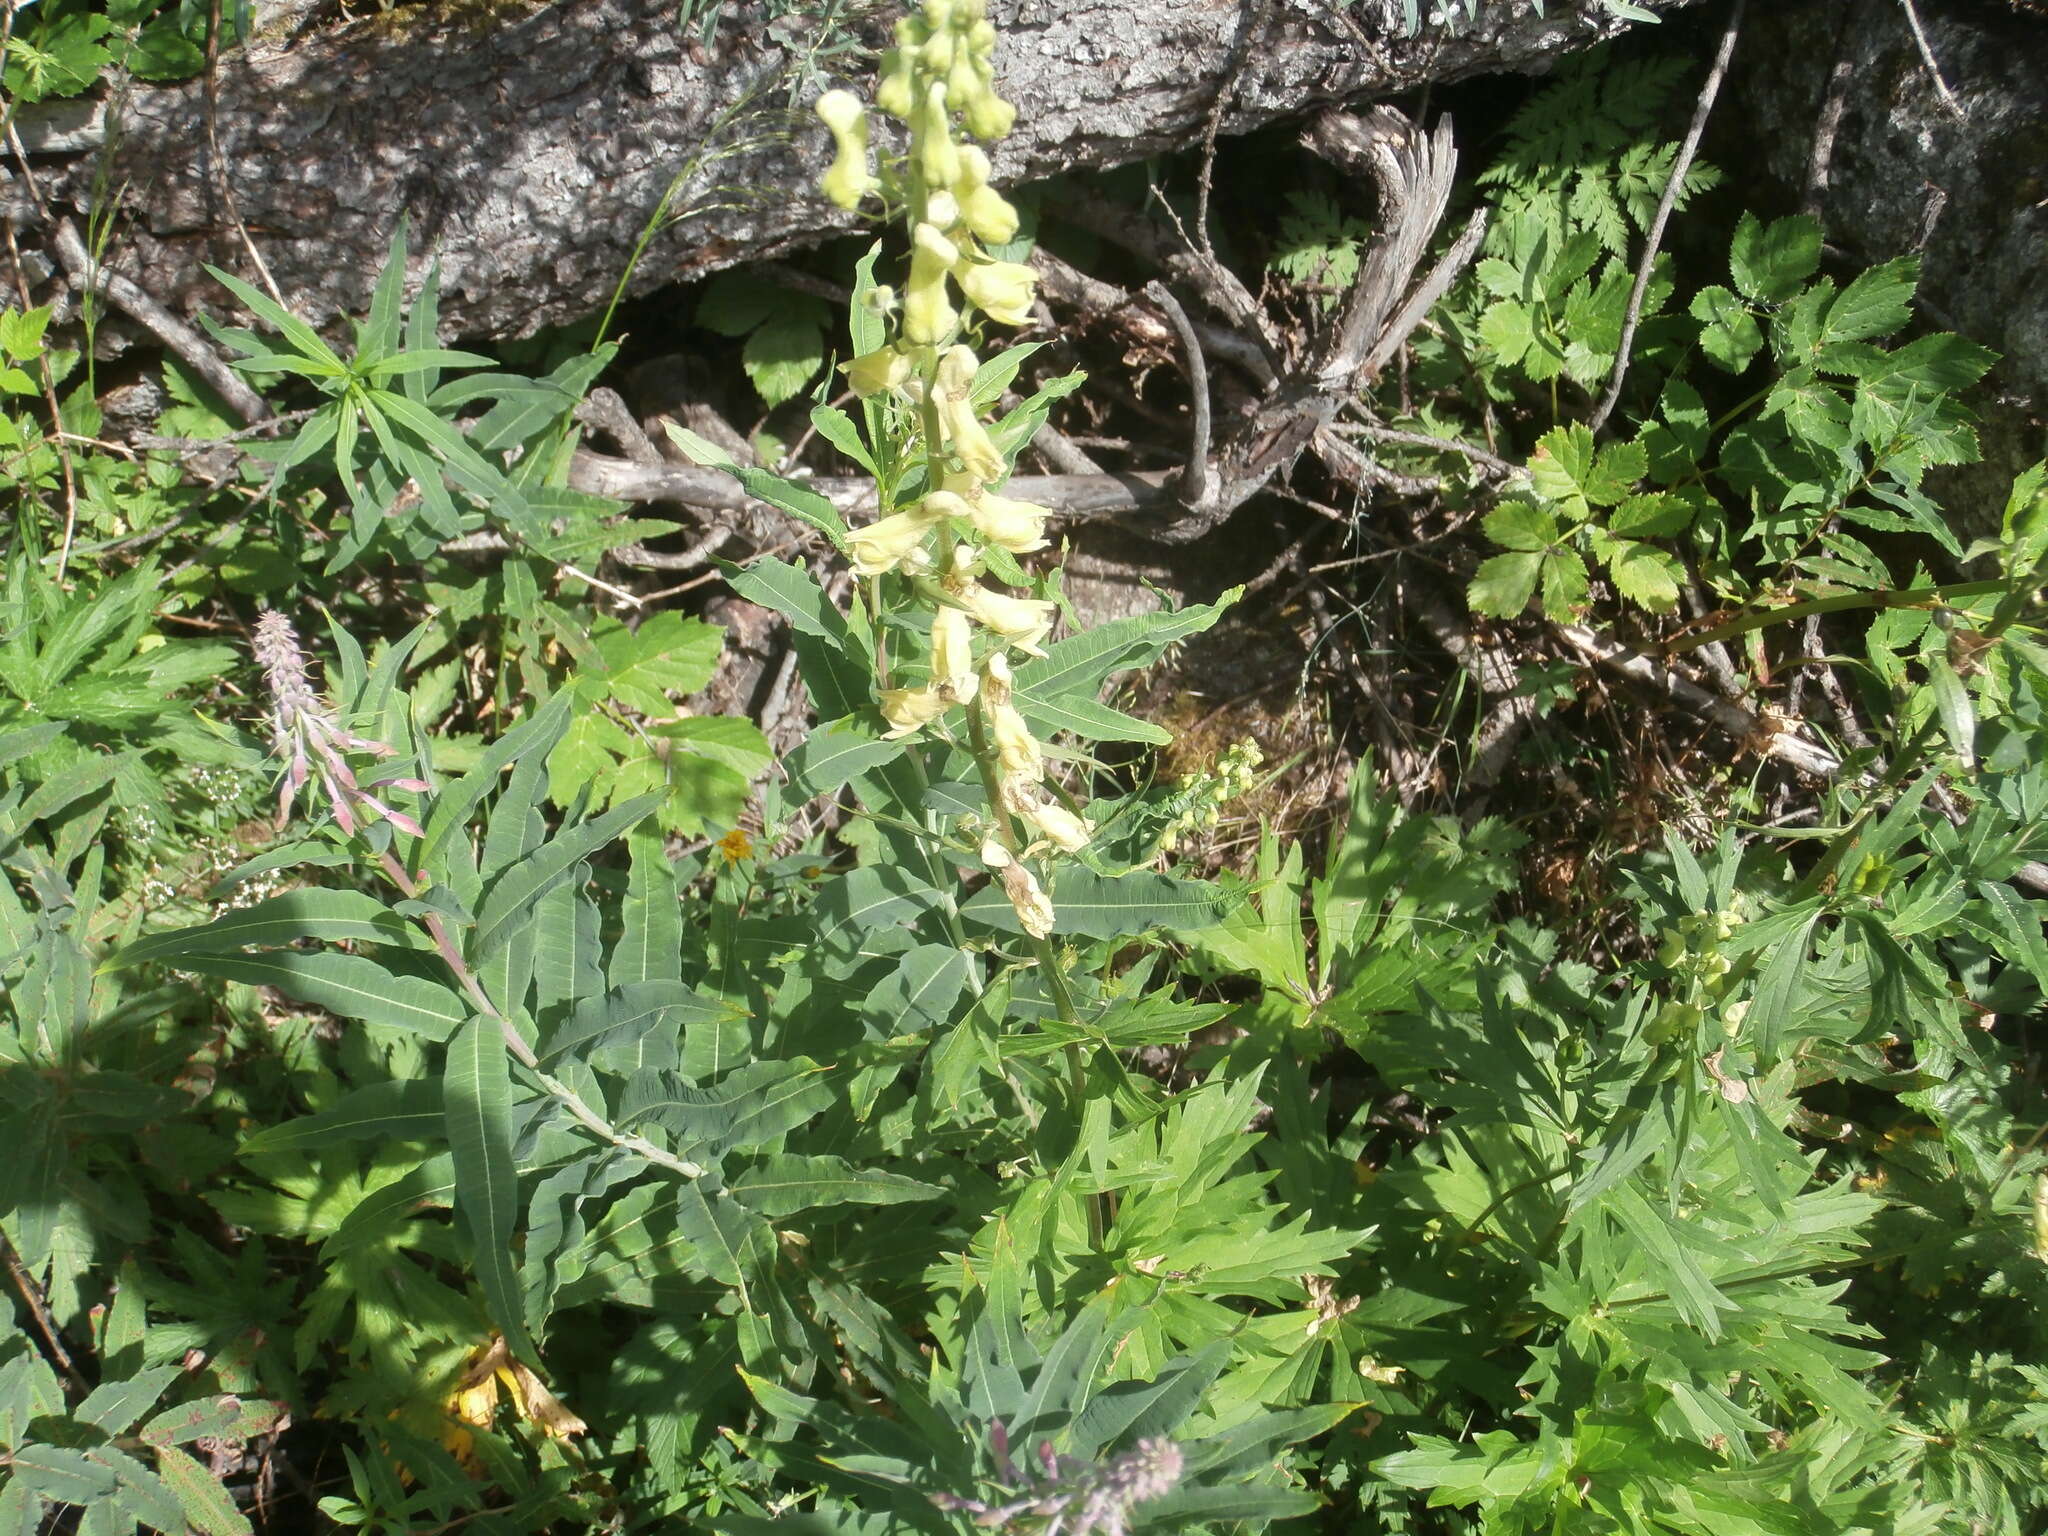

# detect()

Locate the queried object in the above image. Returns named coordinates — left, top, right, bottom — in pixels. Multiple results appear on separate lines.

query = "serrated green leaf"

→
left=1467, top=550, right=1544, bottom=618
left=1482, top=499, right=1560, bottom=552
left=1730, top=211, right=1822, bottom=304
left=1821, top=256, right=1918, bottom=347
left=1693, top=284, right=1764, bottom=372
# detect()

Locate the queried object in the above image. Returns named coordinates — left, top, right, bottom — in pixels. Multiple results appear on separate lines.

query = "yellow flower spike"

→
left=904, top=223, right=961, bottom=345
left=965, top=488, right=1050, bottom=553
left=955, top=145, right=1019, bottom=245
left=879, top=685, right=952, bottom=737
left=920, top=26, right=957, bottom=76
left=849, top=505, right=943, bottom=577
left=1000, top=862, right=1055, bottom=939
left=930, top=605, right=979, bottom=700
left=916, top=82, right=961, bottom=188
left=958, top=259, right=1037, bottom=327
left=843, top=344, right=913, bottom=397
left=959, top=582, right=1056, bottom=656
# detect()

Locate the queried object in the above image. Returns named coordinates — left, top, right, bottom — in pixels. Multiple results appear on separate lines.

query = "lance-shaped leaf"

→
left=962, top=869, right=1236, bottom=940
left=543, top=980, right=746, bottom=1074
left=111, top=889, right=423, bottom=969
left=473, top=793, right=662, bottom=959
left=239, top=1079, right=444, bottom=1157
left=446, top=1017, right=533, bottom=1356
left=163, top=951, right=466, bottom=1040
left=860, top=944, right=970, bottom=1038
left=728, top=1154, right=944, bottom=1219
left=620, top=1058, right=832, bottom=1156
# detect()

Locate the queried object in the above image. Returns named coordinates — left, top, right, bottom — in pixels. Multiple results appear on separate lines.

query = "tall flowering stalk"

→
left=816, top=0, right=1088, bottom=951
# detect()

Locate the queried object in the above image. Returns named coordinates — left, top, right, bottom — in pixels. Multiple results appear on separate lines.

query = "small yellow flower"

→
left=716, top=828, right=756, bottom=864
left=987, top=696, right=1043, bottom=780
left=955, top=145, right=1019, bottom=245
left=1021, top=797, right=1090, bottom=853
left=930, top=605, right=979, bottom=699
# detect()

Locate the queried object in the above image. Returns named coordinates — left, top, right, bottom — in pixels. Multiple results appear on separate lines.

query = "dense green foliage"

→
left=3, top=11, right=2047, bottom=1535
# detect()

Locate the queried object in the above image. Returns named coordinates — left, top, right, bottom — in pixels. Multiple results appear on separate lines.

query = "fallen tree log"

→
left=11, top=0, right=1698, bottom=341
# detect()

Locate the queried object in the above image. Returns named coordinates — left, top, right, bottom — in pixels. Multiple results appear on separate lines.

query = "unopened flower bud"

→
left=875, top=49, right=916, bottom=119
left=916, top=82, right=960, bottom=187
left=963, top=81, right=1016, bottom=141
left=927, top=189, right=961, bottom=229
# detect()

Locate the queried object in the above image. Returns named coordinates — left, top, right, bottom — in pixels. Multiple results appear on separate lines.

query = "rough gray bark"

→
left=12, top=0, right=1698, bottom=342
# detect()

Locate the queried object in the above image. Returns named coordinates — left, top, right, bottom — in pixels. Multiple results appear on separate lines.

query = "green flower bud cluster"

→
left=1655, top=906, right=1745, bottom=989
left=1159, top=740, right=1265, bottom=854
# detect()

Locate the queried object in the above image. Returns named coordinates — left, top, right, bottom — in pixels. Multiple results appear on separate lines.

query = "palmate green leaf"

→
left=445, top=1015, right=534, bottom=1357
left=962, top=868, right=1235, bottom=939
left=239, top=1079, right=444, bottom=1156
left=164, top=950, right=467, bottom=1040
left=1483, top=498, right=1560, bottom=552
left=111, top=888, right=423, bottom=969
left=728, top=1154, right=944, bottom=1219
left=585, top=611, right=725, bottom=716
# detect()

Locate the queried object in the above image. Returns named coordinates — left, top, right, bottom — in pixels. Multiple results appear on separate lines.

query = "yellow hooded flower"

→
left=929, top=605, right=979, bottom=700
left=955, top=145, right=1020, bottom=245
left=904, top=223, right=961, bottom=346
left=879, top=686, right=952, bottom=738
left=843, top=345, right=913, bottom=397
left=958, top=582, right=1055, bottom=656
left=987, top=695, right=1043, bottom=781
left=850, top=506, right=941, bottom=577
left=815, top=90, right=876, bottom=211
left=935, top=344, right=1006, bottom=481
left=915, top=82, right=961, bottom=187
left=1021, top=797, right=1091, bottom=853
left=1001, top=862, right=1055, bottom=939
left=965, top=488, right=1050, bottom=553
left=958, top=259, right=1037, bottom=327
